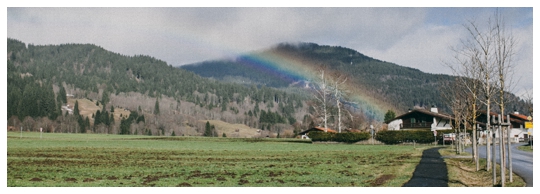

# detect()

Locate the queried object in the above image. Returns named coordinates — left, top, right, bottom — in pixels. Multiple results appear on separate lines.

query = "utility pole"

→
left=497, top=114, right=505, bottom=187
left=502, top=115, right=512, bottom=184
left=491, top=115, right=497, bottom=185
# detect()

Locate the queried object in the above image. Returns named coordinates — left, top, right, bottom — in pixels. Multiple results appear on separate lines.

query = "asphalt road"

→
left=465, top=143, right=533, bottom=187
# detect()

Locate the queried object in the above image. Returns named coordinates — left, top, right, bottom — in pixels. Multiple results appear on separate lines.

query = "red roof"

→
left=312, top=127, right=337, bottom=133
left=298, top=127, right=337, bottom=135
left=509, top=113, right=530, bottom=121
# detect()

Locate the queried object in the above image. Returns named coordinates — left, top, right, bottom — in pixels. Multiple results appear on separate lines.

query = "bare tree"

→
left=329, top=72, right=350, bottom=133
left=463, top=18, right=502, bottom=183
left=441, top=78, right=468, bottom=154
left=450, top=10, right=519, bottom=186
left=447, top=41, right=483, bottom=171
left=491, top=11, right=518, bottom=185
left=312, top=68, right=332, bottom=131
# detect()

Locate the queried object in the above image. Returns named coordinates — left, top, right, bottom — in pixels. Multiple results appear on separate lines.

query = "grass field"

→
left=7, top=132, right=429, bottom=187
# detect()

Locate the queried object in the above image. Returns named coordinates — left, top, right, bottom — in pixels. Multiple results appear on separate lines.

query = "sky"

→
left=4, top=3, right=535, bottom=98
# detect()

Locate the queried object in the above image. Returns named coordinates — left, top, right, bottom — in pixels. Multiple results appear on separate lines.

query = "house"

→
left=509, top=111, right=533, bottom=142
left=61, top=105, right=73, bottom=115
left=476, top=110, right=532, bottom=143
left=385, top=106, right=453, bottom=132
left=298, top=127, right=337, bottom=139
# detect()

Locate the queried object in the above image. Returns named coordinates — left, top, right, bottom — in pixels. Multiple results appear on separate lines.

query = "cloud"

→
left=6, top=7, right=533, bottom=96
left=359, top=23, right=464, bottom=74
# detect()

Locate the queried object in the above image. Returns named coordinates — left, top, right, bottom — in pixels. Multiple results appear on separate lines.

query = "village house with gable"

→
left=385, top=106, right=453, bottom=132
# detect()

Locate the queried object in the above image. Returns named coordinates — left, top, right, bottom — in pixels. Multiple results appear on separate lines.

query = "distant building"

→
left=298, top=127, right=337, bottom=139
left=61, top=105, right=73, bottom=115
left=385, top=106, right=453, bottom=131
left=476, top=110, right=532, bottom=143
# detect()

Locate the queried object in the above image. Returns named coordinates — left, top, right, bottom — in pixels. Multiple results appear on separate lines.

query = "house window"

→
left=411, top=118, right=416, bottom=127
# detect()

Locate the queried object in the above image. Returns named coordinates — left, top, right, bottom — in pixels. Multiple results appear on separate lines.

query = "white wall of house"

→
left=510, top=125, right=533, bottom=142
left=388, top=119, right=402, bottom=130
left=433, top=117, right=452, bottom=130
left=478, top=125, right=532, bottom=144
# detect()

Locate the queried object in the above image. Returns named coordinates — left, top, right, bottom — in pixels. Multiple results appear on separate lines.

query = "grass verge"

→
left=517, top=145, right=533, bottom=152
left=439, top=147, right=526, bottom=187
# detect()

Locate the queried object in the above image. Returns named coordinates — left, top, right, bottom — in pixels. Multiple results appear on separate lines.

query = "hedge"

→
left=375, top=130, right=437, bottom=144
left=309, top=131, right=371, bottom=143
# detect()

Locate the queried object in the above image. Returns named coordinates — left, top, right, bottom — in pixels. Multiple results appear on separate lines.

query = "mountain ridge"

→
left=7, top=38, right=309, bottom=136
left=181, top=42, right=451, bottom=116
left=180, top=42, right=531, bottom=118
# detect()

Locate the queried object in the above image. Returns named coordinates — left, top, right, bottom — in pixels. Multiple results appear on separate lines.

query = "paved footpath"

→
left=403, top=147, right=448, bottom=187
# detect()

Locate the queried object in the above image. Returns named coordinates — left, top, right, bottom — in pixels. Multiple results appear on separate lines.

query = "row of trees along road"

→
left=446, top=10, right=525, bottom=187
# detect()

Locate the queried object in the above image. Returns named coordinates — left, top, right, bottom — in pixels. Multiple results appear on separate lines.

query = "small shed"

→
left=298, top=127, right=337, bottom=139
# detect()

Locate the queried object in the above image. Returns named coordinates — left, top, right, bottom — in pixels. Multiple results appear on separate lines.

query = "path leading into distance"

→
left=403, top=147, right=448, bottom=187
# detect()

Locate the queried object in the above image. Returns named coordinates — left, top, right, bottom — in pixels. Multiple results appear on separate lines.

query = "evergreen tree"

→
left=74, top=100, right=80, bottom=116
left=119, top=117, right=130, bottom=135
left=109, top=113, right=115, bottom=124
left=384, top=110, right=396, bottom=123
left=204, top=121, right=212, bottom=137
left=7, top=85, right=22, bottom=119
left=85, top=116, right=90, bottom=133
left=94, top=110, right=101, bottom=126
left=58, top=86, right=67, bottom=104
left=78, top=115, right=86, bottom=133
left=154, top=98, right=160, bottom=115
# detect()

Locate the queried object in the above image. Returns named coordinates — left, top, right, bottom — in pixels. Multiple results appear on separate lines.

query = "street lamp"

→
left=370, top=125, right=374, bottom=145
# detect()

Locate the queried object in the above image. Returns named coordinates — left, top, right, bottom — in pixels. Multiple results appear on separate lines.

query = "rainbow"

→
left=165, top=29, right=388, bottom=120
left=227, top=48, right=389, bottom=121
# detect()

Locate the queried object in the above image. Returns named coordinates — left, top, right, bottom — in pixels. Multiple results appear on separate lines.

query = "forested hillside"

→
left=181, top=42, right=530, bottom=116
left=6, top=38, right=309, bottom=137
left=6, top=39, right=529, bottom=137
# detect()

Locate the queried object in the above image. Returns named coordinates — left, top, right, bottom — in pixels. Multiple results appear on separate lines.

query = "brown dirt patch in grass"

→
left=30, top=177, right=43, bottom=181
left=177, top=182, right=192, bottom=187
left=238, top=179, right=249, bottom=185
left=370, top=174, right=396, bottom=186
left=65, top=178, right=77, bottom=182
left=268, top=171, right=283, bottom=177
left=83, top=178, right=95, bottom=182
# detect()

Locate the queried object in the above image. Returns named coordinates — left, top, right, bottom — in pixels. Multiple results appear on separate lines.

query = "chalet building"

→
left=298, top=127, right=337, bottom=139
left=386, top=106, right=532, bottom=144
left=476, top=110, right=533, bottom=143
left=385, top=106, right=453, bottom=131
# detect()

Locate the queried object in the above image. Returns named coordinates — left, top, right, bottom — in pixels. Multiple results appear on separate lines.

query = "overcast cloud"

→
left=6, top=7, right=534, bottom=97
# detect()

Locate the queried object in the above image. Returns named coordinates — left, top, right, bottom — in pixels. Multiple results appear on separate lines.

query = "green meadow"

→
left=7, top=132, right=430, bottom=187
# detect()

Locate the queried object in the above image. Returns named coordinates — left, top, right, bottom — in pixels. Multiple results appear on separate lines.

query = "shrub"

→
left=309, top=131, right=370, bottom=143
left=375, top=130, right=438, bottom=144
